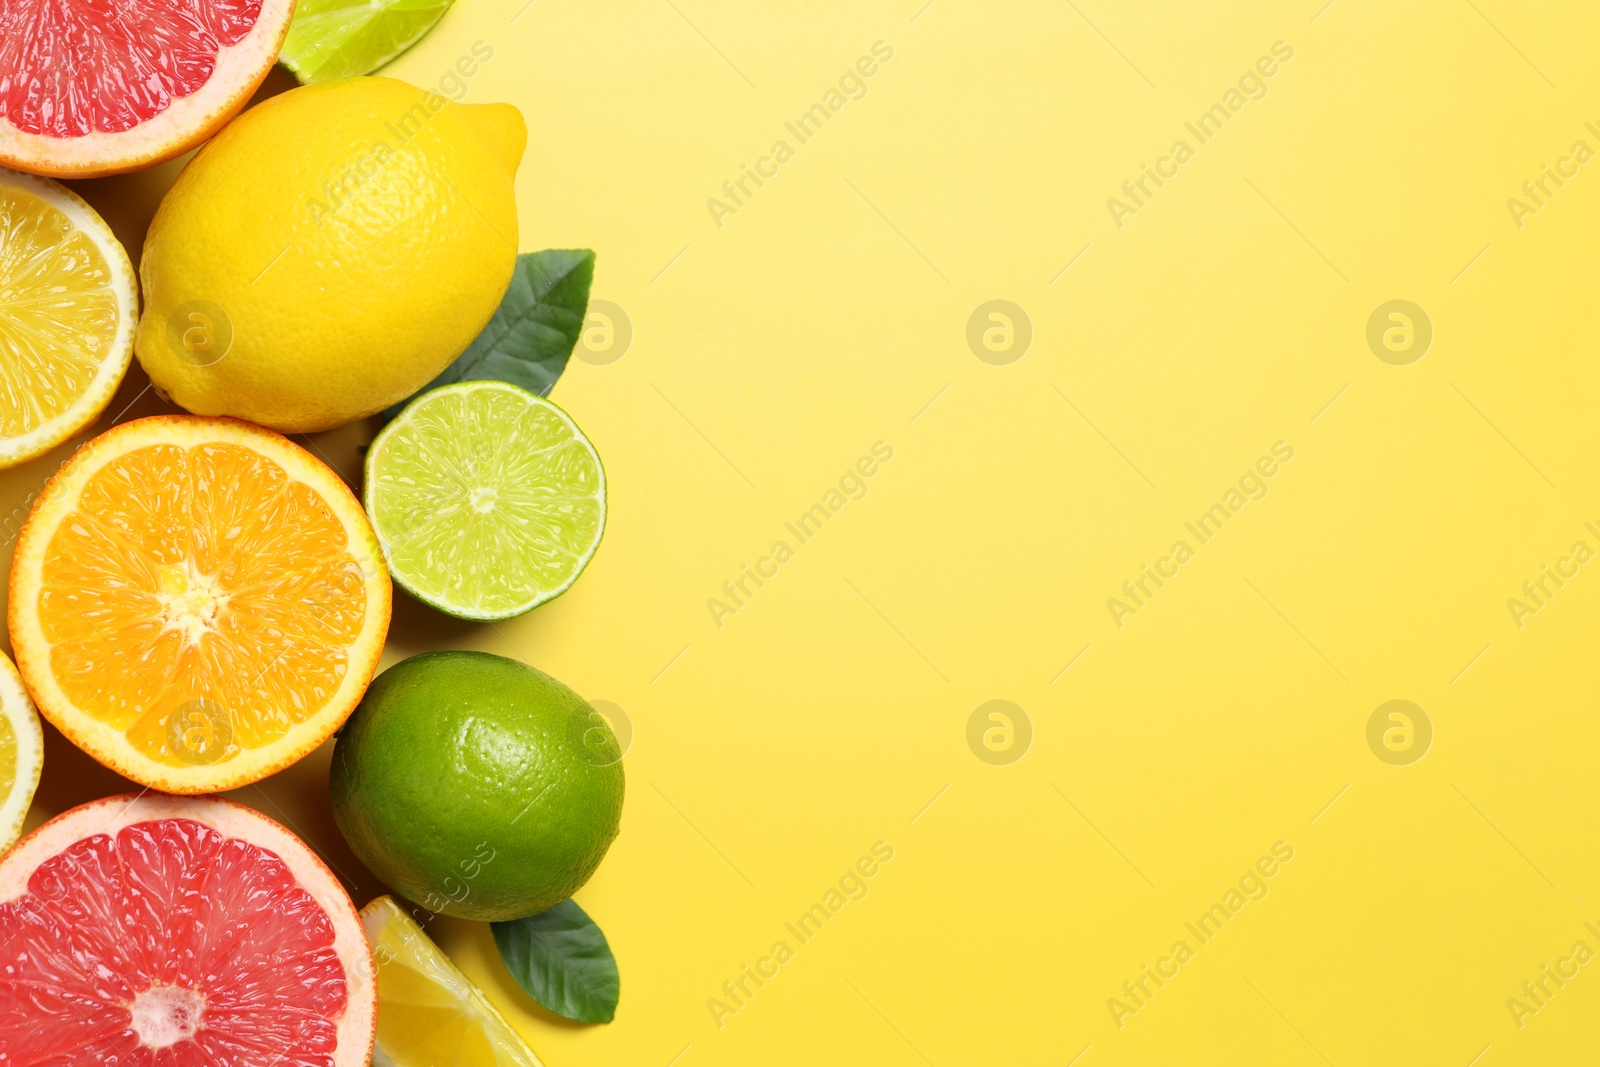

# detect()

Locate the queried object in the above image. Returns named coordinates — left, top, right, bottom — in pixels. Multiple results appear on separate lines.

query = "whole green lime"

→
left=330, top=651, right=624, bottom=921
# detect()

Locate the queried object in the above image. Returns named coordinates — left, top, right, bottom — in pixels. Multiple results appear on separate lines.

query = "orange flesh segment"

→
left=36, top=442, right=367, bottom=766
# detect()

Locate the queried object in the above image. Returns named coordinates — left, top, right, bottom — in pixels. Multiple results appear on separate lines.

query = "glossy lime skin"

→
left=331, top=651, right=624, bottom=921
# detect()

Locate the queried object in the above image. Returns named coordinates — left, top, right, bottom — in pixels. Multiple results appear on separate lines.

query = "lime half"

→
left=280, top=0, right=456, bottom=84
left=365, top=381, right=606, bottom=620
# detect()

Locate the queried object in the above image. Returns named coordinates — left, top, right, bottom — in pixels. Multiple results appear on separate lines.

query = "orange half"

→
left=8, top=415, right=391, bottom=792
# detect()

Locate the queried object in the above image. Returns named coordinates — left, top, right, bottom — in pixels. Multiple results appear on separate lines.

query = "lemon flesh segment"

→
left=365, top=381, right=606, bottom=620
left=362, top=896, right=545, bottom=1067
left=0, top=651, right=44, bottom=853
left=0, top=169, right=134, bottom=468
left=0, top=717, right=13, bottom=798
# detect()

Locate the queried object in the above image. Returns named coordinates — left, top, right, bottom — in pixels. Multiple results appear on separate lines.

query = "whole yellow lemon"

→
left=135, top=77, right=525, bottom=433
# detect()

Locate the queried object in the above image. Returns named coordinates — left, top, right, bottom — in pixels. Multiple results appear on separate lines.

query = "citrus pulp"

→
left=8, top=415, right=391, bottom=793
left=0, top=167, right=137, bottom=468
left=365, top=381, right=606, bottom=620
left=362, top=895, right=546, bottom=1067
left=0, top=0, right=296, bottom=177
left=0, top=793, right=376, bottom=1063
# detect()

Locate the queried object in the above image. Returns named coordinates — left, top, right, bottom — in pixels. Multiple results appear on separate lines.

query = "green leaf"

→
left=492, top=899, right=619, bottom=1024
left=280, top=0, right=456, bottom=84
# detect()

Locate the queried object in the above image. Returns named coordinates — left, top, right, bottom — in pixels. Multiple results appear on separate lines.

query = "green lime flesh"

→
left=330, top=650, right=625, bottom=921
left=364, top=380, right=606, bottom=620
left=280, top=0, right=456, bottom=84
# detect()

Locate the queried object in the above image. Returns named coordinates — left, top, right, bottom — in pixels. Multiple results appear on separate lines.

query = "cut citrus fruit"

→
left=0, top=793, right=376, bottom=1064
left=361, top=895, right=544, bottom=1067
left=0, top=650, right=43, bottom=855
left=8, top=415, right=392, bottom=793
left=0, top=0, right=296, bottom=178
left=0, top=167, right=137, bottom=469
left=365, top=381, right=606, bottom=620
left=282, top=0, right=458, bottom=85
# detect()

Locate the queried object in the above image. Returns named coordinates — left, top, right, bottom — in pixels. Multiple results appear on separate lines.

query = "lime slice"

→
left=280, top=0, right=456, bottom=85
left=362, top=895, right=545, bottom=1067
left=365, top=381, right=606, bottom=620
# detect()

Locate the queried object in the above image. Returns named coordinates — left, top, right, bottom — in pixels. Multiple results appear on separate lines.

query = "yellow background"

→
left=11, top=0, right=1600, bottom=1063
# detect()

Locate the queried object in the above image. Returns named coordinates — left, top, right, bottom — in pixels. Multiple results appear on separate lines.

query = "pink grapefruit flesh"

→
left=0, top=794, right=375, bottom=1065
left=0, top=0, right=296, bottom=178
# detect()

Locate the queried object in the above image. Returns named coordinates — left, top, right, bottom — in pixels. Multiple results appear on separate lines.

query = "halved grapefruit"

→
left=8, top=415, right=391, bottom=793
left=0, top=0, right=297, bottom=178
left=0, top=793, right=376, bottom=1063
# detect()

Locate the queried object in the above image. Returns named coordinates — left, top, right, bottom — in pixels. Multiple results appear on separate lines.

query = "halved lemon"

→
left=0, top=650, right=43, bottom=854
left=8, top=415, right=392, bottom=793
left=362, top=895, right=545, bottom=1067
left=0, top=167, right=136, bottom=468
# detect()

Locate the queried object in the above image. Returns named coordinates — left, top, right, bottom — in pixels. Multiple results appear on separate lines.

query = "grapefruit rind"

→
left=7, top=415, right=392, bottom=793
left=0, top=0, right=297, bottom=179
left=0, top=167, right=138, bottom=468
left=0, top=651, right=43, bottom=855
left=0, top=793, right=376, bottom=1064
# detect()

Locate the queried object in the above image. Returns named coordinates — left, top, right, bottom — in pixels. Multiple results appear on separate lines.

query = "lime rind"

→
left=365, top=381, right=606, bottom=621
left=280, top=0, right=456, bottom=85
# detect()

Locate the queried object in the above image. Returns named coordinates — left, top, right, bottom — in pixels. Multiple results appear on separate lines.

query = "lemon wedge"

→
left=361, top=895, right=545, bottom=1067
